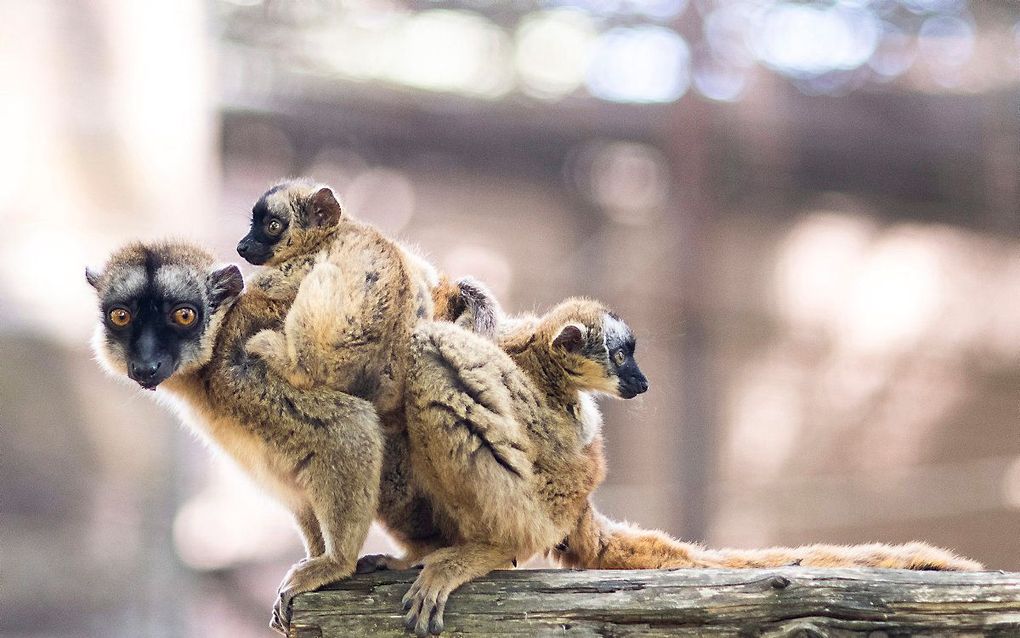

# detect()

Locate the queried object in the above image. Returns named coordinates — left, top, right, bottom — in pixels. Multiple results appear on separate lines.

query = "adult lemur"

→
left=86, top=241, right=384, bottom=633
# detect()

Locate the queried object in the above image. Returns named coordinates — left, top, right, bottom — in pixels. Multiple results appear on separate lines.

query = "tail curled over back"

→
left=553, top=503, right=982, bottom=572
left=454, top=277, right=501, bottom=340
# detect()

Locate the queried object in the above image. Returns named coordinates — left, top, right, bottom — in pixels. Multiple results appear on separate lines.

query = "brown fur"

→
left=393, top=299, right=629, bottom=635
left=244, top=218, right=422, bottom=415
left=88, top=241, right=383, bottom=633
left=555, top=503, right=981, bottom=572
left=242, top=181, right=501, bottom=414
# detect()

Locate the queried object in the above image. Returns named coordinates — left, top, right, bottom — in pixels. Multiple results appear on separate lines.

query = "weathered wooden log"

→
left=289, top=567, right=1020, bottom=637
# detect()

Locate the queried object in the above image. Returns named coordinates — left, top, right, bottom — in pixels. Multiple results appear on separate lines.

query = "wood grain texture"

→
left=288, top=568, right=1020, bottom=637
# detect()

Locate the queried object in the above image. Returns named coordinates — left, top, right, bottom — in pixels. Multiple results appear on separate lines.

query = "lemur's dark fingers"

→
left=402, top=578, right=423, bottom=611
left=412, top=588, right=439, bottom=637
left=428, top=593, right=448, bottom=635
left=402, top=572, right=453, bottom=636
left=403, top=598, right=421, bottom=631
left=270, top=599, right=289, bottom=635
left=276, top=588, right=296, bottom=623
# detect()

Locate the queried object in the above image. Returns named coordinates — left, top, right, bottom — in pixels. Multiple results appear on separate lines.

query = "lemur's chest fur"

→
left=156, top=284, right=311, bottom=506
left=161, top=374, right=305, bottom=508
left=570, top=393, right=602, bottom=446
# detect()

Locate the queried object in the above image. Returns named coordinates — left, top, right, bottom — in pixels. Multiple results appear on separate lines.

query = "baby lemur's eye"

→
left=171, top=306, right=198, bottom=327
left=266, top=219, right=283, bottom=236
left=108, top=307, right=132, bottom=327
left=613, top=350, right=626, bottom=366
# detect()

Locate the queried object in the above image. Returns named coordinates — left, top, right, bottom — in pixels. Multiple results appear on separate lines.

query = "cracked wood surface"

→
left=288, top=567, right=1020, bottom=637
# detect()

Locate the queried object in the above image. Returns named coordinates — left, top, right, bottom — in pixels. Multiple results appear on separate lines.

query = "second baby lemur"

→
left=395, top=298, right=982, bottom=635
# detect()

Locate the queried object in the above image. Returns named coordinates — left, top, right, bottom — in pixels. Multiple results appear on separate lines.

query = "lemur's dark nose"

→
left=632, top=376, right=649, bottom=394
left=131, top=360, right=162, bottom=380
left=237, top=239, right=251, bottom=257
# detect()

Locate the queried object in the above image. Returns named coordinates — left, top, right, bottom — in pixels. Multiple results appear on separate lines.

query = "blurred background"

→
left=2, top=0, right=1019, bottom=636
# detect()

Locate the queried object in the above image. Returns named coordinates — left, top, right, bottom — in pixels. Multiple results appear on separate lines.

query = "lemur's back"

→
left=405, top=320, right=598, bottom=555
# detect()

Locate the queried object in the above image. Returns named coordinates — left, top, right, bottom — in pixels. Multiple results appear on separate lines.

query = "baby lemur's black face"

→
left=553, top=311, right=649, bottom=399
left=237, top=184, right=291, bottom=265
left=601, top=313, right=648, bottom=399
left=88, top=243, right=243, bottom=390
left=237, top=181, right=342, bottom=266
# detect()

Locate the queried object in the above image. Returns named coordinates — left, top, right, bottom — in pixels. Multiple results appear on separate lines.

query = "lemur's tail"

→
left=454, top=276, right=501, bottom=340
left=553, top=503, right=982, bottom=572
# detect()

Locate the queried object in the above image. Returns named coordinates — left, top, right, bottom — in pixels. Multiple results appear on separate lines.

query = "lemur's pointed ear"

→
left=207, top=264, right=244, bottom=310
left=309, top=187, right=342, bottom=228
left=552, top=323, right=586, bottom=353
left=85, top=267, right=101, bottom=289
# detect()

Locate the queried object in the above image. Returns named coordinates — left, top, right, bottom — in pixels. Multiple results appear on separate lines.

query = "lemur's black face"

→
left=237, top=185, right=291, bottom=266
left=89, top=246, right=243, bottom=390
left=603, top=313, right=648, bottom=399
left=104, top=294, right=202, bottom=389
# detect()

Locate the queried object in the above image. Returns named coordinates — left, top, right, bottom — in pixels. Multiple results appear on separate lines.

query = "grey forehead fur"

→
left=602, top=313, right=633, bottom=351
left=98, top=260, right=208, bottom=306
left=98, top=267, right=148, bottom=303
left=155, top=264, right=208, bottom=302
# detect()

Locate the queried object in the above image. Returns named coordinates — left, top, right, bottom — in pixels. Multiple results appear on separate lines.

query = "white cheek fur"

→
left=90, top=325, right=129, bottom=378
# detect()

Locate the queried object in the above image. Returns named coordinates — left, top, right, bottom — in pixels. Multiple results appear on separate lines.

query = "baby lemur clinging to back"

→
left=236, top=178, right=499, bottom=345
left=238, top=180, right=425, bottom=416
left=235, top=179, right=505, bottom=577
left=86, top=241, right=383, bottom=633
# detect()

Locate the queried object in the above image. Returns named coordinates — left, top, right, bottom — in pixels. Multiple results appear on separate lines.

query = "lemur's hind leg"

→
left=246, top=328, right=314, bottom=389
left=294, top=505, right=326, bottom=559
left=401, top=543, right=515, bottom=638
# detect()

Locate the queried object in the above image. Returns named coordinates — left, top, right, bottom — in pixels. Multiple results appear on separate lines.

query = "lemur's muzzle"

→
left=618, top=373, right=649, bottom=399
left=128, top=355, right=174, bottom=390
left=237, top=236, right=271, bottom=265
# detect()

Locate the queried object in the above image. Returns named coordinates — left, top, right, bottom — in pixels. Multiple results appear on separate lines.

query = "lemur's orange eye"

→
left=171, top=306, right=197, bottom=327
left=614, top=350, right=626, bottom=366
left=266, top=219, right=283, bottom=236
left=109, top=308, right=131, bottom=327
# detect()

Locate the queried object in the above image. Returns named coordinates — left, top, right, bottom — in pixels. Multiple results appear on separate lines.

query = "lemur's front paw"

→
left=245, top=329, right=286, bottom=360
left=272, top=556, right=354, bottom=634
left=269, top=606, right=288, bottom=635
left=272, top=588, right=298, bottom=635
left=402, top=568, right=456, bottom=637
